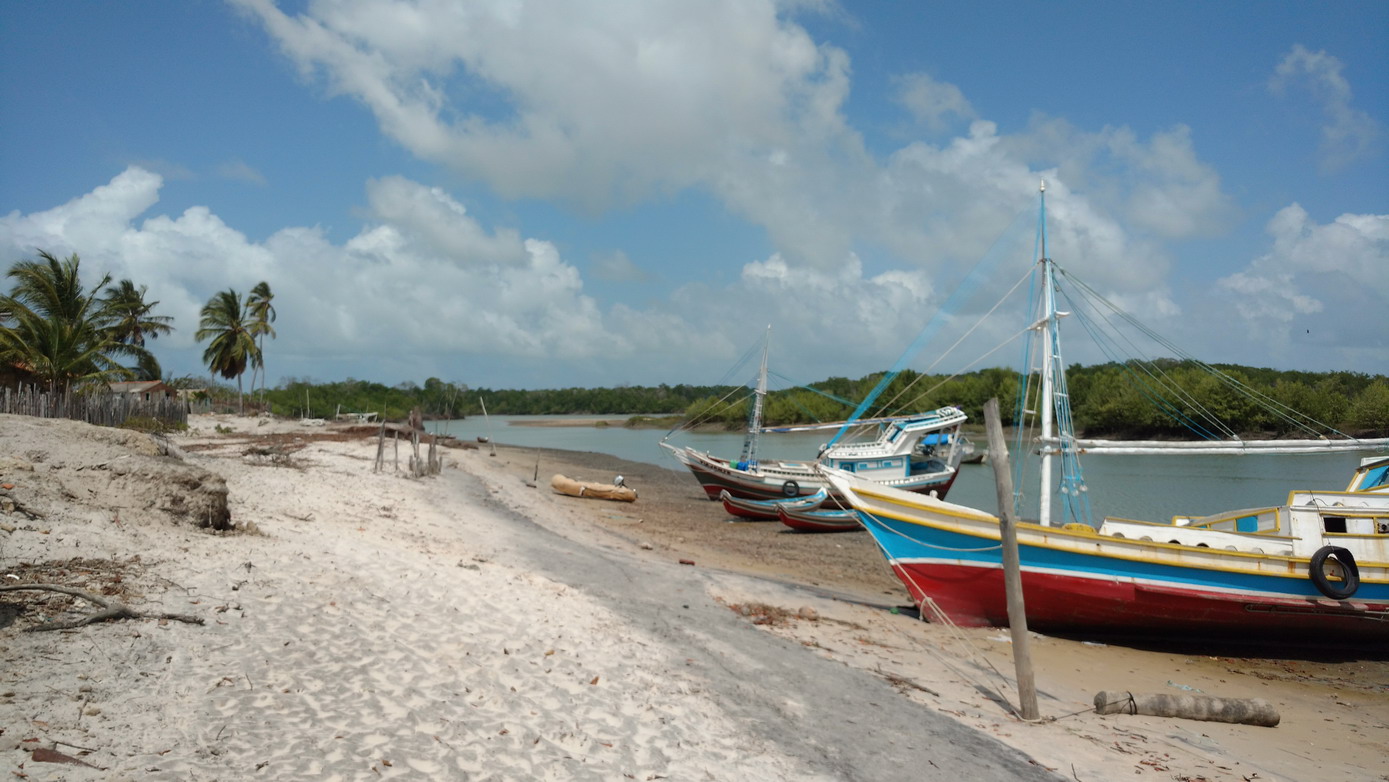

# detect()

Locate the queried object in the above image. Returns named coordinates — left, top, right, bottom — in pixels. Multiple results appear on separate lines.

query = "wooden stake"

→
left=374, top=421, right=386, bottom=472
left=985, top=397, right=1039, bottom=721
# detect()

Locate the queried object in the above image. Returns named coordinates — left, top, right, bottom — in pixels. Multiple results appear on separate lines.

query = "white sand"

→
left=2, top=413, right=1385, bottom=781
left=1, top=416, right=823, bottom=780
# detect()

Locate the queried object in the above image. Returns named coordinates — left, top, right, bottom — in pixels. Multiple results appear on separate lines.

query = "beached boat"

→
left=719, top=488, right=828, bottom=520
left=823, top=183, right=1389, bottom=642
left=777, top=502, right=861, bottom=533
left=661, top=328, right=970, bottom=502
left=550, top=474, right=637, bottom=502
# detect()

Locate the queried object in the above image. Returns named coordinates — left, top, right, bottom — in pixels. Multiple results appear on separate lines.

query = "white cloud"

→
left=0, top=168, right=679, bottom=381
left=591, top=250, right=650, bottom=283
left=217, top=160, right=268, bottom=185
left=1269, top=44, right=1382, bottom=173
left=895, top=72, right=975, bottom=134
left=1216, top=203, right=1389, bottom=365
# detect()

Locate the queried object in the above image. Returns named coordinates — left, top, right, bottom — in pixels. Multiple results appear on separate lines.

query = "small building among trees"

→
left=108, top=380, right=176, bottom=402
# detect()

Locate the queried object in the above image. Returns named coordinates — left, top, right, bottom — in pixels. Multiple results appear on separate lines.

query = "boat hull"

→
left=778, top=506, right=861, bottom=533
left=671, top=445, right=959, bottom=502
left=829, top=475, right=1389, bottom=642
left=719, top=489, right=826, bottom=521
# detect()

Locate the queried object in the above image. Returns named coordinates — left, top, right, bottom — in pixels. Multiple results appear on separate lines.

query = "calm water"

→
left=430, top=415, right=1377, bottom=523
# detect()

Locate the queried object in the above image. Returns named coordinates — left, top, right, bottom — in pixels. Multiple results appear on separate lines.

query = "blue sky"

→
left=2, top=0, right=1385, bottom=391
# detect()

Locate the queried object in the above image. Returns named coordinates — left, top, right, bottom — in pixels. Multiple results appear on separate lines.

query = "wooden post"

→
left=374, top=422, right=386, bottom=473
left=985, top=397, right=1039, bottom=721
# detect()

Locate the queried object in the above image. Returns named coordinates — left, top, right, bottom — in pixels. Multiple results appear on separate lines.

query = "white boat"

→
left=661, top=328, right=969, bottom=501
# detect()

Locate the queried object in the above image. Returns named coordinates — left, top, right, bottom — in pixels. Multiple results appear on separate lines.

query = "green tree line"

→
left=240, top=361, right=1387, bottom=439
left=676, top=362, right=1388, bottom=438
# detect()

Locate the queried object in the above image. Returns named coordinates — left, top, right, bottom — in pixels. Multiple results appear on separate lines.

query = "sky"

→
left=1, top=0, right=1386, bottom=392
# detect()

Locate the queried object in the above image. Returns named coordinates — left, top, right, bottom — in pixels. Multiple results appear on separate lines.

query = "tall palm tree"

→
left=102, top=279, right=174, bottom=380
left=246, top=281, right=276, bottom=398
left=196, top=288, right=257, bottom=414
left=102, top=279, right=174, bottom=348
left=0, top=250, right=155, bottom=393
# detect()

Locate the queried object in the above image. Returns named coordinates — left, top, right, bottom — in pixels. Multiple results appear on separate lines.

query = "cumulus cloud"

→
left=1216, top=203, right=1388, bottom=365
left=0, top=168, right=680, bottom=380
left=1269, top=44, right=1382, bottom=173
left=229, top=0, right=1248, bottom=289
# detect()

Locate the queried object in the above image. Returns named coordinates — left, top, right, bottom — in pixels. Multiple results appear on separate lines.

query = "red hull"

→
left=688, top=461, right=959, bottom=502
left=892, top=561, right=1389, bottom=641
left=720, top=496, right=782, bottom=520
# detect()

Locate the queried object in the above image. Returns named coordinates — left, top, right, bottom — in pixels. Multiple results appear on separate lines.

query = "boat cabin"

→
left=1099, top=488, right=1389, bottom=561
left=1348, top=455, right=1389, bottom=493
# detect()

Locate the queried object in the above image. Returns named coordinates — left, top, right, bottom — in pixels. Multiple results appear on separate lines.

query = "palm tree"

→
left=102, top=279, right=174, bottom=380
left=246, top=281, right=276, bottom=398
left=103, top=279, right=174, bottom=348
left=0, top=250, right=155, bottom=393
left=196, top=288, right=257, bottom=414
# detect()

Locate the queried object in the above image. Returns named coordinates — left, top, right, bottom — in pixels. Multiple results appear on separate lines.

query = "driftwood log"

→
left=1094, top=690, right=1280, bottom=727
left=550, top=474, right=637, bottom=502
left=0, top=583, right=203, bottom=632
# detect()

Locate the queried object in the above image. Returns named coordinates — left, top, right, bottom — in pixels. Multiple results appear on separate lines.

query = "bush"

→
left=120, top=416, right=188, bottom=435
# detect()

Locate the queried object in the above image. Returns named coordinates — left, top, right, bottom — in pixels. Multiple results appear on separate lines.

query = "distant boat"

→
left=825, top=183, right=1389, bottom=642
left=661, top=327, right=970, bottom=502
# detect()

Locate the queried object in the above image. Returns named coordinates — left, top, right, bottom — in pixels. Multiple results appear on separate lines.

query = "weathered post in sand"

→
left=985, top=397, right=1038, bottom=721
left=374, top=421, right=386, bottom=473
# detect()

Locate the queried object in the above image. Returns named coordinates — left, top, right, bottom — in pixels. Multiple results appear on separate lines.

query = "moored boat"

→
left=825, top=183, right=1389, bottom=643
left=719, top=488, right=827, bottom=520
left=661, top=326, right=970, bottom=502
left=777, top=502, right=861, bottom=533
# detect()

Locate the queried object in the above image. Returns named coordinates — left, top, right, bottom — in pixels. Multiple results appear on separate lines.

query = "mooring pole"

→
left=985, top=397, right=1039, bottom=721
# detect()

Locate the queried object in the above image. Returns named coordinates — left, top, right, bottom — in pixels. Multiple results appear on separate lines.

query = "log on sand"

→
left=550, top=474, right=638, bottom=502
left=1094, top=690, right=1280, bottom=727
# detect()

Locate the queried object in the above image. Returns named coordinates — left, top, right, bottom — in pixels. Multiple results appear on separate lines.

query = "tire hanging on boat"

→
left=1308, top=545, right=1360, bottom=599
left=782, top=480, right=799, bottom=497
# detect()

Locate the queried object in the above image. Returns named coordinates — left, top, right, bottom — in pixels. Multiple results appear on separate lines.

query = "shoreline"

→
left=2, top=414, right=1385, bottom=781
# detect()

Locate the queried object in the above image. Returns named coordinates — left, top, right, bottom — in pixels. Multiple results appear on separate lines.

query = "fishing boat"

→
left=661, top=328, right=971, bottom=501
left=777, top=502, right=861, bottom=533
left=823, top=183, right=1389, bottom=642
left=719, top=488, right=828, bottom=521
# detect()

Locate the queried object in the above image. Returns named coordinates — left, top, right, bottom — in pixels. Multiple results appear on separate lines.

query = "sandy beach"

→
left=2, top=414, right=1385, bottom=781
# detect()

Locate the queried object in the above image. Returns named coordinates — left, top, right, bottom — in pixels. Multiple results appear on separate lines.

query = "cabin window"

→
left=1324, top=517, right=1347, bottom=534
left=1235, top=515, right=1259, bottom=533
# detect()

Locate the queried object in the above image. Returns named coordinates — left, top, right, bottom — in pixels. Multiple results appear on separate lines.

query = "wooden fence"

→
left=0, top=385, right=189, bottom=428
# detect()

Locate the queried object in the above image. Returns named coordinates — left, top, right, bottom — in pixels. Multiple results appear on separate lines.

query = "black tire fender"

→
left=782, top=480, right=800, bottom=497
left=1309, top=545, right=1360, bottom=600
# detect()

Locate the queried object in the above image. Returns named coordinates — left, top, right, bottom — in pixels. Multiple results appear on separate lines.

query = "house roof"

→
left=109, top=380, right=172, bottom=393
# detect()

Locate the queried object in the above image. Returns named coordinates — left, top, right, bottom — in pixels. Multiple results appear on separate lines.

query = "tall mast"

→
left=1038, top=181, right=1056, bottom=526
left=740, top=325, right=771, bottom=463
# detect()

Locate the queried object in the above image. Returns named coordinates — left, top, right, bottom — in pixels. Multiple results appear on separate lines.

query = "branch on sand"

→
left=0, top=583, right=204, bottom=632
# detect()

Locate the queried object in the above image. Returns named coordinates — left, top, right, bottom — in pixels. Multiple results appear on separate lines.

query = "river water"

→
left=430, top=415, right=1378, bottom=524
